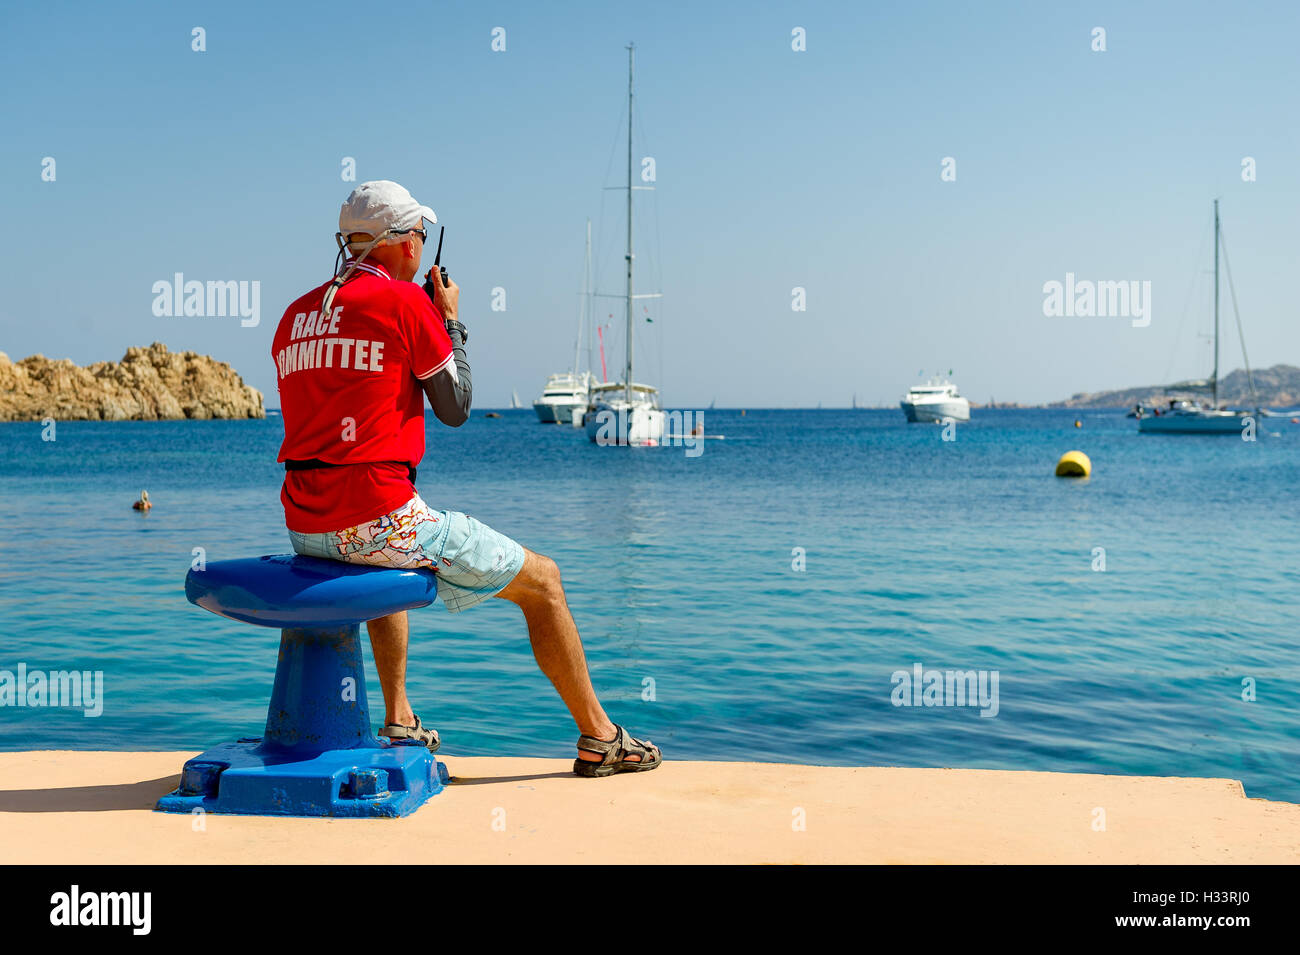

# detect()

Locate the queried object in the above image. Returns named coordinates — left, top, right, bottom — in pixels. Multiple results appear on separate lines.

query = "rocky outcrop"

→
left=1052, top=364, right=1300, bottom=409
left=0, top=343, right=265, bottom=421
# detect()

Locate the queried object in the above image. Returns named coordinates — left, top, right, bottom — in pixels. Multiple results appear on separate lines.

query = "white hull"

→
left=901, top=398, right=970, bottom=423
left=1138, top=411, right=1248, bottom=433
left=533, top=398, right=586, bottom=424
left=584, top=400, right=665, bottom=445
left=532, top=371, right=594, bottom=424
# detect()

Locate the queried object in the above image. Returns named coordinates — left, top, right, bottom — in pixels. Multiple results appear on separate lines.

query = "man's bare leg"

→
left=366, top=611, right=416, bottom=728
left=495, top=549, right=640, bottom=763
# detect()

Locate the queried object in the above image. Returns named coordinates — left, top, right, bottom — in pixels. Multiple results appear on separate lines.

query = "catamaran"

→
left=585, top=44, right=665, bottom=446
left=1138, top=200, right=1259, bottom=434
left=534, top=220, right=598, bottom=425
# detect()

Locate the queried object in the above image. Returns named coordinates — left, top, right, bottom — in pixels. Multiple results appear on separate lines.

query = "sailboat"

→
left=1138, top=200, right=1259, bottom=433
left=585, top=43, right=666, bottom=446
left=533, top=220, right=598, bottom=424
left=511, top=390, right=522, bottom=410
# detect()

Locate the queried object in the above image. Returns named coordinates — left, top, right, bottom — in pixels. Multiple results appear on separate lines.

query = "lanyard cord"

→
left=321, top=230, right=399, bottom=318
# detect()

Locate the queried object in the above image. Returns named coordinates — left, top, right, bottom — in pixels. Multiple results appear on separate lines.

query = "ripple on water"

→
left=0, top=410, right=1297, bottom=800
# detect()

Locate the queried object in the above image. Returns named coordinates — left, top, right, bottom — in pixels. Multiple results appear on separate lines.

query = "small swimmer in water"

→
left=132, top=490, right=152, bottom=511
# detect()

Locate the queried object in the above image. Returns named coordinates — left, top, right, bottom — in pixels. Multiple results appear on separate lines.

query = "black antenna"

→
left=433, top=226, right=447, bottom=287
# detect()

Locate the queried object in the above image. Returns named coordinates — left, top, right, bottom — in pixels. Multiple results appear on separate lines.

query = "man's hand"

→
left=424, top=267, right=460, bottom=324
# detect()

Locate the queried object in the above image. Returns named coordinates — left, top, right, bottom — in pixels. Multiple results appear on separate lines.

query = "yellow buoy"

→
left=1073, top=419, right=1082, bottom=428
left=1055, top=450, right=1091, bottom=478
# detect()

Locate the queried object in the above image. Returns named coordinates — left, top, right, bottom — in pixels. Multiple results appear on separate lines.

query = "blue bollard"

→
left=155, top=554, right=450, bottom=818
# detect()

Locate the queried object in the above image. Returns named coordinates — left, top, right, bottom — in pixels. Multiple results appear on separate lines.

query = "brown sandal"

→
left=379, top=714, right=440, bottom=752
left=573, top=724, right=662, bottom=777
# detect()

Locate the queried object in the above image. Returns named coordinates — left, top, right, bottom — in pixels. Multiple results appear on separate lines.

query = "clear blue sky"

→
left=3, top=0, right=1298, bottom=407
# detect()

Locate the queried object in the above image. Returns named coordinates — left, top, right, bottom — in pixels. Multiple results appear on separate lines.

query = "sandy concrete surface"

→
left=0, top=751, right=1296, bottom=864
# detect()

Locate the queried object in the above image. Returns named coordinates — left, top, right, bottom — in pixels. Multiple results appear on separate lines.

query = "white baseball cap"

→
left=338, top=180, right=436, bottom=243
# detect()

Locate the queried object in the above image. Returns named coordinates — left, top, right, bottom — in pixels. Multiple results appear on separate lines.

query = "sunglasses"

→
left=398, top=228, right=427, bottom=244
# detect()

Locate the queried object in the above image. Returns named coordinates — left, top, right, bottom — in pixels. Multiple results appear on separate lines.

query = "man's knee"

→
left=520, top=550, right=564, bottom=603
left=533, top=551, right=564, bottom=596
left=496, top=549, right=565, bottom=607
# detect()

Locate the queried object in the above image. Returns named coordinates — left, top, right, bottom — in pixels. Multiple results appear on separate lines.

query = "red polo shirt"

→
left=271, top=260, right=455, bottom=532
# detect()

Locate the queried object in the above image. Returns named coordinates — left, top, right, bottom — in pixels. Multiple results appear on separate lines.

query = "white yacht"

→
left=900, top=379, right=970, bottom=423
left=1138, top=200, right=1259, bottom=434
left=585, top=44, right=665, bottom=447
left=585, top=381, right=664, bottom=444
left=533, top=371, right=596, bottom=424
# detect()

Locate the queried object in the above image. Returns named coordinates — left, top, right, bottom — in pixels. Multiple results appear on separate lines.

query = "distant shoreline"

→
left=9, top=405, right=1295, bottom=418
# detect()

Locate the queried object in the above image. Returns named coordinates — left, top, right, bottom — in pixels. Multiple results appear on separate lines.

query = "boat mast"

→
left=573, top=220, right=588, bottom=379
left=584, top=217, right=593, bottom=381
left=625, top=42, right=634, bottom=405
left=1213, top=199, right=1220, bottom=409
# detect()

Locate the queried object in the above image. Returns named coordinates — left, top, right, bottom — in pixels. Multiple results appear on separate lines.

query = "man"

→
left=271, top=180, right=660, bottom=777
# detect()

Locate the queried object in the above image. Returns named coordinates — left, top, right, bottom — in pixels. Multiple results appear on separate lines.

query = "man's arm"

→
left=422, top=324, right=471, bottom=426
left=419, top=270, right=471, bottom=426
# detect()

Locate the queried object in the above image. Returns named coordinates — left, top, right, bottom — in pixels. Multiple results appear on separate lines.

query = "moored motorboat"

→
left=533, top=371, right=595, bottom=424
left=900, top=379, right=970, bottom=423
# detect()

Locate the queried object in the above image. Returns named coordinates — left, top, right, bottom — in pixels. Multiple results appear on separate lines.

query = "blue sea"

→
left=1, top=409, right=1297, bottom=801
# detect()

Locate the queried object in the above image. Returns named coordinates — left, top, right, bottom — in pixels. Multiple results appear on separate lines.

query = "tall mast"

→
left=625, top=42, right=634, bottom=404
left=573, top=219, right=589, bottom=377
left=1206, top=200, right=1216, bottom=407
left=584, top=217, right=593, bottom=380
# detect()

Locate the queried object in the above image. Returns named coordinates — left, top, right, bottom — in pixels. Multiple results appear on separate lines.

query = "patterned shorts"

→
left=287, top=494, right=526, bottom=613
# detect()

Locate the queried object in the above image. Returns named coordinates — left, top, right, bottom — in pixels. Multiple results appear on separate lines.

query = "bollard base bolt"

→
left=157, top=738, right=445, bottom=818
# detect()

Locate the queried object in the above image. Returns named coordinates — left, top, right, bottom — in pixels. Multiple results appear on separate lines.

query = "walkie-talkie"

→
left=422, top=226, right=463, bottom=341
left=431, top=226, right=447, bottom=288
left=423, top=228, right=447, bottom=292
